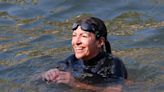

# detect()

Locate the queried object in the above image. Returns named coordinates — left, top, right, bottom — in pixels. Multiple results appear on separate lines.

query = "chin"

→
left=75, top=53, right=84, bottom=59
left=75, top=54, right=82, bottom=59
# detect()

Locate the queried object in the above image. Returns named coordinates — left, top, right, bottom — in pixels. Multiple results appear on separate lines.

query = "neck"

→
left=83, top=49, right=103, bottom=61
left=83, top=51, right=105, bottom=66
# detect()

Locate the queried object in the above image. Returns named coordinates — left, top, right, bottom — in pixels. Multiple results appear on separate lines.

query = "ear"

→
left=97, top=37, right=105, bottom=48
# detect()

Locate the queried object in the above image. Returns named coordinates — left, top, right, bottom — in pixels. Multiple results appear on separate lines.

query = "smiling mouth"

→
left=76, top=48, right=83, bottom=51
left=74, top=47, right=84, bottom=52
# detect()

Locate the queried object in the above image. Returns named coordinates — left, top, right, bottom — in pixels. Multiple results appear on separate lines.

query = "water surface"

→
left=0, top=0, right=164, bottom=92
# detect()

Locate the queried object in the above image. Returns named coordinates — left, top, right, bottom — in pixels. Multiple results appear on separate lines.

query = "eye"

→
left=72, top=33, right=76, bottom=37
left=82, top=34, right=89, bottom=38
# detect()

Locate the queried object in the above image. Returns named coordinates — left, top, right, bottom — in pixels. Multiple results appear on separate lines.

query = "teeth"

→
left=75, top=47, right=83, bottom=50
left=75, top=47, right=82, bottom=49
left=76, top=48, right=82, bottom=50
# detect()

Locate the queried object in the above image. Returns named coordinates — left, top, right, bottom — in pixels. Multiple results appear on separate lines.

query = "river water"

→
left=0, top=0, right=164, bottom=92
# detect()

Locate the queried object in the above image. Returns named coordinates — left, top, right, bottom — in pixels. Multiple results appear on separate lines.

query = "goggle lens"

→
left=72, top=22, right=96, bottom=33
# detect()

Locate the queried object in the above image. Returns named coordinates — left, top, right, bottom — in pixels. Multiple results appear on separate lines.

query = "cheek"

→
left=71, top=38, right=76, bottom=46
left=82, top=39, right=91, bottom=48
left=86, top=40, right=98, bottom=50
left=71, top=40, right=74, bottom=45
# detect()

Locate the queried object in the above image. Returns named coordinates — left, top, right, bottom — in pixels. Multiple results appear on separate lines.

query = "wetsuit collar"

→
left=83, top=52, right=106, bottom=66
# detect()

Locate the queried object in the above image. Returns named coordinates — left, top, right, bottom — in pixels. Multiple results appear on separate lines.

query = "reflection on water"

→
left=0, top=0, right=164, bottom=92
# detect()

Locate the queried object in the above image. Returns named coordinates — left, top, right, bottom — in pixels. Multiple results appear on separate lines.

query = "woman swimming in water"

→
left=42, top=16, right=127, bottom=92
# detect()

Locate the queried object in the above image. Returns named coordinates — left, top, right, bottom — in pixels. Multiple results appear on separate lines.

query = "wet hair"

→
left=72, top=17, right=112, bottom=54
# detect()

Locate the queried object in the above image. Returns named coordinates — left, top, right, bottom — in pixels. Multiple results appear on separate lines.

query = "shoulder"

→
left=111, top=56, right=123, bottom=66
left=65, top=54, right=77, bottom=61
left=111, top=56, right=128, bottom=79
left=56, top=54, right=77, bottom=71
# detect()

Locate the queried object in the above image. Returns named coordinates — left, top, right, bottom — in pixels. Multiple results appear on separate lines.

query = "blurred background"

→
left=0, top=0, right=164, bottom=92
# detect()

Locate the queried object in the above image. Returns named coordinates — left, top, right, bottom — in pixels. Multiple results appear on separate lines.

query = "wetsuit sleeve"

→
left=55, top=60, right=69, bottom=71
left=111, top=57, right=128, bottom=79
left=55, top=54, right=75, bottom=71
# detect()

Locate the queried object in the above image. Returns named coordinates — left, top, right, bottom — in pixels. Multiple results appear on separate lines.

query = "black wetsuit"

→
left=55, top=52, right=127, bottom=84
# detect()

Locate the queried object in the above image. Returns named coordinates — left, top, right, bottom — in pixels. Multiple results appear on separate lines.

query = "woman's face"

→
left=72, top=26, right=103, bottom=60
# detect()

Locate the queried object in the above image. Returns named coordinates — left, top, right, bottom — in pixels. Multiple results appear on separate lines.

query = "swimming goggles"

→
left=72, top=22, right=98, bottom=33
left=72, top=22, right=101, bottom=38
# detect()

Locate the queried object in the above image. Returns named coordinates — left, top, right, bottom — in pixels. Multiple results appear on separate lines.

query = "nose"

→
left=73, top=36, right=82, bottom=45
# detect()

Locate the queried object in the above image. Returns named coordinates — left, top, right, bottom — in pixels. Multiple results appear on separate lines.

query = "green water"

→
left=0, top=0, right=164, bottom=92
